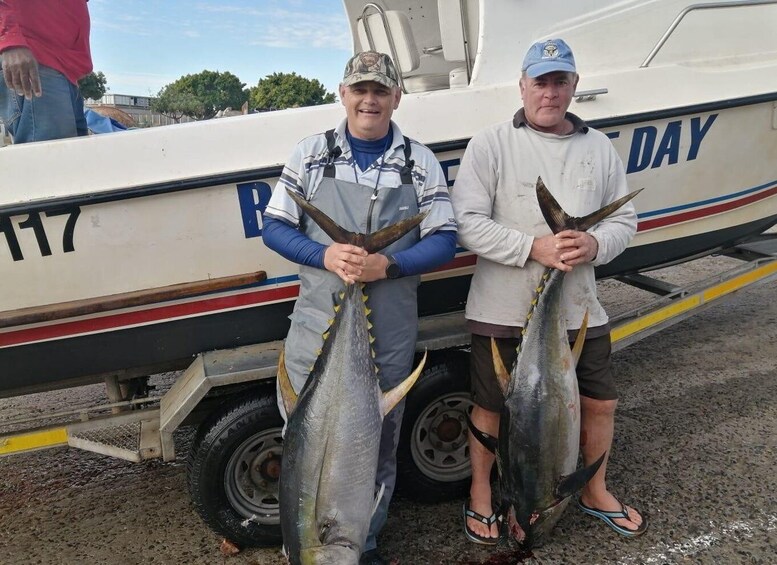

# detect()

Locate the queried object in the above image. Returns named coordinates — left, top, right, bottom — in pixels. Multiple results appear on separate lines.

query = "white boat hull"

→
left=2, top=0, right=776, bottom=396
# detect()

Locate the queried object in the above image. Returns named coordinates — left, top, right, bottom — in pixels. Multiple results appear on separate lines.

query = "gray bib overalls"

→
left=279, top=130, right=420, bottom=550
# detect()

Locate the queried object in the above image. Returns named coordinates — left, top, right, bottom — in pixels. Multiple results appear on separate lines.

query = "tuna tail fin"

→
left=286, top=188, right=427, bottom=253
left=490, top=337, right=511, bottom=397
left=277, top=347, right=298, bottom=416
left=465, top=412, right=498, bottom=454
left=362, top=213, right=427, bottom=254
left=555, top=451, right=607, bottom=500
left=570, top=309, right=589, bottom=366
left=380, top=350, right=427, bottom=417
left=535, top=177, right=643, bottom=234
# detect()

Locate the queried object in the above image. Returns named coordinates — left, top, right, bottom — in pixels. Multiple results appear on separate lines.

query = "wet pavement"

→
left=1, top=255, right=775, bottom=564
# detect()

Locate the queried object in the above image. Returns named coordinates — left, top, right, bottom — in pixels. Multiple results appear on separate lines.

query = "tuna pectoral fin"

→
left=535, top=176, right=643, bottom=234
left=490, top=337, right=511, bottom=397
left=300, top=546, right=360, bottom=565
left=555, top=451, right=607, bottom=500
left=570, top=310, right=589, bottom=366
left=465, top=413, right=497, bottom=454
left=277, top=347, right=298, bottom=416
left=371, top=483, right=387, bottom=518
left=380, top=350, right=427, bottom=417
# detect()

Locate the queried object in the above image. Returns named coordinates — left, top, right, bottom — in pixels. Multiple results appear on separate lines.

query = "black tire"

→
left=396, top=351, right=473, bottom=502
left=187, top=388, right=284, bottom=547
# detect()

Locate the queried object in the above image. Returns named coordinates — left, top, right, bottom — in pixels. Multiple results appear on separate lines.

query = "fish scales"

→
left=498, top=267, right=581, bottom=546
left=491, top=178, right=640, bottom=547
left=280, top=284, right=382, bottom=565
left=278, top=188, right=428, bottom=564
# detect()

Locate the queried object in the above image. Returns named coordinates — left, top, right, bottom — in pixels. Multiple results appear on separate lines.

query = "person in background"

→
left=0, top=0, right=92, bottom=143
left=263, top=51, right=457, bottom=565
left=452, top=38, right=647, bottom=545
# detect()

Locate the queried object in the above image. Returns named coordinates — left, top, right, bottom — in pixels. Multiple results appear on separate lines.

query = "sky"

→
left=88, top=0, right=353, bottom=98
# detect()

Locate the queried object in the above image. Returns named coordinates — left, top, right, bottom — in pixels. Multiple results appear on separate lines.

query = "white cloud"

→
left=194, top=3, right=351, bottom=51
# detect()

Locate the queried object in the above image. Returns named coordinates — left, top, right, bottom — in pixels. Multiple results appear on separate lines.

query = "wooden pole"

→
left=0, top=271, right=267, bottom=329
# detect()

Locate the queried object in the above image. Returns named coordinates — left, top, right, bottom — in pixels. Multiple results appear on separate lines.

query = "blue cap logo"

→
left=522, top=39, right=576, bottom=78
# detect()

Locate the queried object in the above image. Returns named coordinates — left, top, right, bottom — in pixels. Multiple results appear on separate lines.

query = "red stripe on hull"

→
left=637, top=186, right=777, bottom=232
left=0, top=256, right=480, bottom=347
left=429, top=253, right=476, bottom=273
left=0, top=285, right=300, bottom=347
left=3, top=255, right=480, bottom=347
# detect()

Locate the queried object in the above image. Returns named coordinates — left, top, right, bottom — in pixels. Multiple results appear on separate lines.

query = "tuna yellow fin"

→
left=571, top=309, right=589, bottom=366
left=491, top=337, right=511, bottom=398
left=277, top=347, right=298, bottom=416
left=380, top=350, right=427, bottom=417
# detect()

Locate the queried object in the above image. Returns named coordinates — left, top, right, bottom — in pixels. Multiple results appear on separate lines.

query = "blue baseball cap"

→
left=521, top=39, right=576, bottom=78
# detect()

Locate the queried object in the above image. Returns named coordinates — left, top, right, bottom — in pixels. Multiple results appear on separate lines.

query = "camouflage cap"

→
left=341, top=51, right=399, bottom=89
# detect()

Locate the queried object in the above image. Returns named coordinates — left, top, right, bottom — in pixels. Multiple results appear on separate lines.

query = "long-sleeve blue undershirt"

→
left=262, top=215, right=456, bottom=276
left=262, top=216, right=326, bottom=269
left=394, top=228, right=457, bottom=275
left=347, top=128, right=392, bottom=171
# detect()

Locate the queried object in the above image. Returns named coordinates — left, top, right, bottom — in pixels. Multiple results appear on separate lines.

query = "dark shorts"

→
left=470, top=332, right=618, bottom=412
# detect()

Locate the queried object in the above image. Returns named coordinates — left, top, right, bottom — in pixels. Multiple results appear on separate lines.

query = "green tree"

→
left=151, top=85, right=204, bottom=123
left=168, top=70, right=248, bottom=120
left=79, top=71, right=108, bottom=100
left=249, top=72, right=336, bottom=111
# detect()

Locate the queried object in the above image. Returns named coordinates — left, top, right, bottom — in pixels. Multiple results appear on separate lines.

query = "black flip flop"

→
left=578, top=498, right=649, bottom=538
left=462, top=501, right=500, bottom=545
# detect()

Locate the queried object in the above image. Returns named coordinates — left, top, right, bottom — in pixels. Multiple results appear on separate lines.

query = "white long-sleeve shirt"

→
left=451, top=111, right=637, bottom=330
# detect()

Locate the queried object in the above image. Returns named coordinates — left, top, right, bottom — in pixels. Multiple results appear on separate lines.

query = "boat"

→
left=2, top=0, right=777, bottom=398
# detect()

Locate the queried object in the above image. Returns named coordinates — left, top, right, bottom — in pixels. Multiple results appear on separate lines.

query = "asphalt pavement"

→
left=0, top=256, right=775, bottom=564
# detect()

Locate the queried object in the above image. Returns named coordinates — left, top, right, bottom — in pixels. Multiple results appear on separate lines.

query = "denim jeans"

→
left=0, top=63, right=87, bottom=143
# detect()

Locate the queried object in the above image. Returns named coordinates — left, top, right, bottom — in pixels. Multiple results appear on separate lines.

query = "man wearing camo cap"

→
left=263, top=51, right=457, bottom=565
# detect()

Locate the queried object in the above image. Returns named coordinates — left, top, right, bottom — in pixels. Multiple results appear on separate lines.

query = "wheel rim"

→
left=224, top=427, right=284, bottom=525
left=409, top=391, right=473, bottom=482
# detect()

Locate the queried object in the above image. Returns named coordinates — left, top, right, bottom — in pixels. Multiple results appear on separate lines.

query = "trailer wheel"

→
left=187, top=389, right=284, bottom=547
left=396, top=352, right=473, bottom=502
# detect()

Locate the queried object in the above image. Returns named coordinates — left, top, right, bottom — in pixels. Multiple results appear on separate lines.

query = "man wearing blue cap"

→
left=452, top=38, right=647, bottom=544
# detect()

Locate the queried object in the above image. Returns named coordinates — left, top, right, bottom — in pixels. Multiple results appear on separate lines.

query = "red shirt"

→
left=0, top=0, right=92, bottom=85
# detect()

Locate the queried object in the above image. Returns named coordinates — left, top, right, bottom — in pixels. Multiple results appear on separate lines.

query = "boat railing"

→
left=574, top=88, right=609, bottom=102
left=641, top=0, right=777, bottom=67
left=358, top=3, right=410, bottom=92
left=356, top=1, right=474, bottom=92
